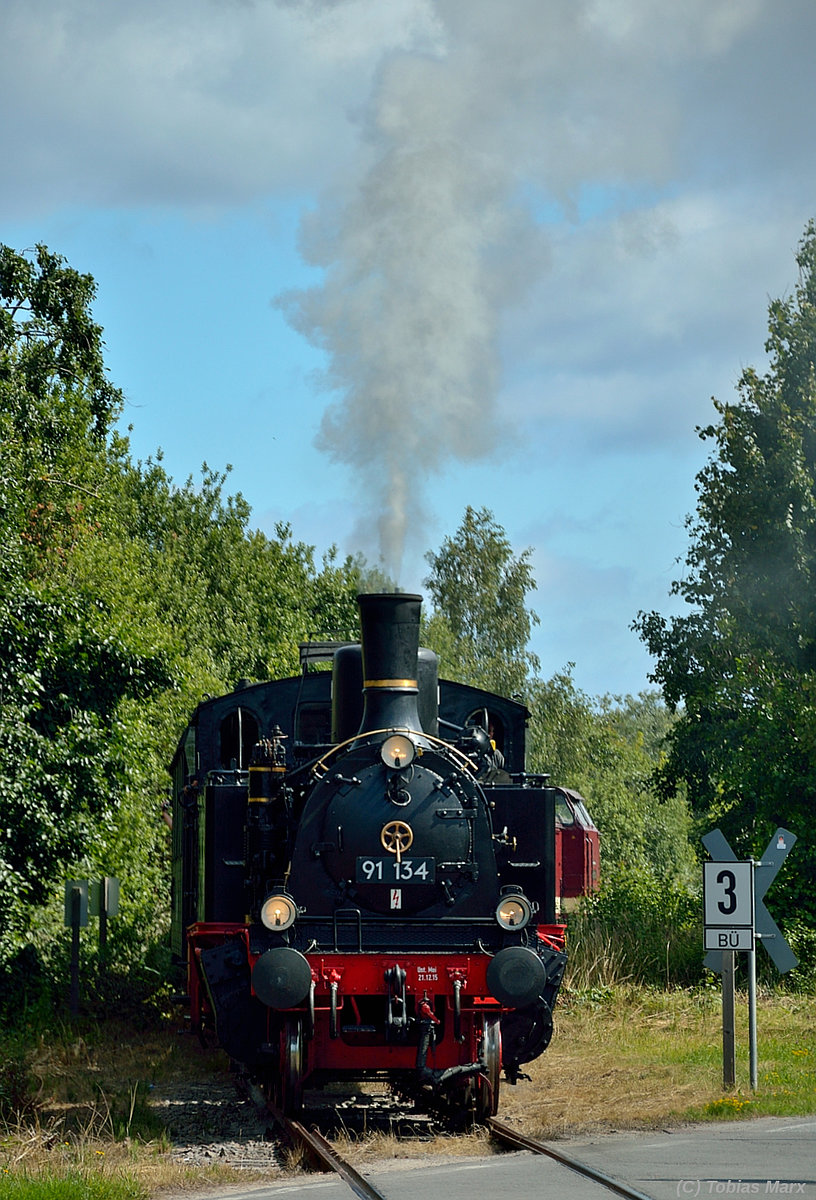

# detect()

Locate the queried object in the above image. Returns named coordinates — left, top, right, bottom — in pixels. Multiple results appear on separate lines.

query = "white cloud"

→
left=499, top=188, right=810, bottom=458
left=4, top=0, right=816, bottom=691
left=0, top=0, right=438, bottom=215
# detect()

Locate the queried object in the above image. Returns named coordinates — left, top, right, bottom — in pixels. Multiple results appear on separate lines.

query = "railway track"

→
left=486, top=1117, right=656, bottom=1200
left=287, top=1117, right=389, bottom=1200
left=270, top=1102, right=657, bottom=1200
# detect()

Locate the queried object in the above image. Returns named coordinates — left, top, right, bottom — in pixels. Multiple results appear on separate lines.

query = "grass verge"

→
left=498, top=983, right=816, bottom=1137
left=1, top=1167, right=147, bottom=1199
left=0, top=984, right=814, bottom=1194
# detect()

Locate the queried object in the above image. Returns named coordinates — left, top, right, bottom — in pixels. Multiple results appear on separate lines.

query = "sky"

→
left=3, top=0, right=816, bottom=699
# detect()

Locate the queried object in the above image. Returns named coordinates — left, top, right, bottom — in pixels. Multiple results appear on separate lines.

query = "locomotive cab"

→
left=555, top=787, right=601, bottom=907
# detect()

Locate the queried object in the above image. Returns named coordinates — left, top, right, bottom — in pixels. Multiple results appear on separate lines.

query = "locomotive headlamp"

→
left=495, top=893, right=532, bottom=931
left=260, top=893, right=297, bottom=931
left=380, top=733, right=416, bottom=769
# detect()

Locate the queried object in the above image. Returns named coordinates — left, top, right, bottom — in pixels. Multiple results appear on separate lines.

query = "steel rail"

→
left=286, top=1118, right=389, bottom=1200
left=252, top=1078, right=655, bottom=1200
left=248, top=1080, right=389, bottom=1200
left=487, top=1116, right=656, bottom=1200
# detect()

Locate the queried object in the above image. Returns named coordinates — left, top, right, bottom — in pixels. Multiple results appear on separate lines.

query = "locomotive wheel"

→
left=476, top=1014, right=501, bottom=1120
left=279, top=1017, right=305, bottom=1117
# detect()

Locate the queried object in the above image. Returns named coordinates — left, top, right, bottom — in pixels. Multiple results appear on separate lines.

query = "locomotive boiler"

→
left=170, top=593, right=569, bottom=1120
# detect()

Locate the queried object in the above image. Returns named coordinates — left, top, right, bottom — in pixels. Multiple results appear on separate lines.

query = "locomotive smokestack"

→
left=356, top=593, right=424, bottom=736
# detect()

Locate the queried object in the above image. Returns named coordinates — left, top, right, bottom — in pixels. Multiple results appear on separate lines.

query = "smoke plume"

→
left=277, top=4, right=551, bottom=577
left=276, top=0, right=767, bottom=578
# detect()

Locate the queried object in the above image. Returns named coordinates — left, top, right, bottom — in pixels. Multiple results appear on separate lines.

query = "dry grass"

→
left=500, top=987, right=724, bottom=1137
left=2, top=986, right=814, bottom=1194
left=498, top=984, right=816, bottom=1138
left=0, top=1024, right=250, bottom=1196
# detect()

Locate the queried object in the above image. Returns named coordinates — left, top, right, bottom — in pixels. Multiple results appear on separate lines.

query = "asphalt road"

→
left=556, top=1116, right=816, bottom=1200
left=177, top=1117, right=816, bottom=1200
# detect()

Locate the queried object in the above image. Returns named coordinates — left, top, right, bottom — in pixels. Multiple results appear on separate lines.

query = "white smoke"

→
left=276, top=6, right=547, bottom=576
left=276, top=0, right=772, bottom=578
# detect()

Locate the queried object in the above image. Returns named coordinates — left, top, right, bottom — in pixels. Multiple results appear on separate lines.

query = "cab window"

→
left=465, top=708, right=505, bottom=755
left=554, top=792, right=576, bottom=826
left=296, top=703, right=332, bottom=745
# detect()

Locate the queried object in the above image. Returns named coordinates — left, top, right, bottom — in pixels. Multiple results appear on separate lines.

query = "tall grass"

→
left=565, top=873, right=702, bottom=989
left=565, top=874, right=816, bottom=992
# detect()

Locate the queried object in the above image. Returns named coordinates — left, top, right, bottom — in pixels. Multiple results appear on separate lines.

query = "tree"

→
left=0, top=243, right=123, bottom=565
left=0, top=244, right=369, bottom=976
left=527, top=674, right=694, bottom=887
left=423, top=506, right=540, bottom=696
left=0, top=245, right=172, bottom=954
left=423, top=507, right=695, bottom=890
left=636, top=221, right=816, bottom=924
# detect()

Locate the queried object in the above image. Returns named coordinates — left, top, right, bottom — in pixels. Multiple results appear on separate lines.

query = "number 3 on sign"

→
left=716, top=868, right=738, bottom=914
left=703, top=861, right=754, bottom=927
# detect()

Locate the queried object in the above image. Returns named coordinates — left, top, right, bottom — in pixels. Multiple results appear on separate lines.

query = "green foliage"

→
left=106, top=450, right=361, bottom=687
left=423, top=505, right=540, bottom=696
left=0, top=947, right=53, bottom=1029
left=0, top=244, right=122, bottom=574
left=0, top=244, right=366, bottom=985
left=635, top=221, right=816, bottom=927
left=525, top=668, right=597, bottom=781
left=568, top=871, right=702, bottom=988
left=423, top=507, right=699, bottom=941
left=528, top=672, right=695, bottom=888
left=782, top=918, right=816, bottom=989
left=525, top=667, right=699, bottom=984
left=0, top=246, right=172, bottom=956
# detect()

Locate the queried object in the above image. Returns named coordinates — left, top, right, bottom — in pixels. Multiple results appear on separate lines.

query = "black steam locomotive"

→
left=170, top=593, right=567, bottom=1120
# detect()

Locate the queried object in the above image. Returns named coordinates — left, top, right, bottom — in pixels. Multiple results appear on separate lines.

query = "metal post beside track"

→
left=721, top=949, right=736, bottom=1090
left=747, top=935, right=758, bottom=1091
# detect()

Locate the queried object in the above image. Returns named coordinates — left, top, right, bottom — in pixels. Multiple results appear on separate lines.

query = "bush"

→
left=0, top=946, right=53, bottom=1032
left=0, top=1053, right=37, bottom=1124
left=781, top=918, right=816, bottom=991
left=567, top=870, right=702, bottom=988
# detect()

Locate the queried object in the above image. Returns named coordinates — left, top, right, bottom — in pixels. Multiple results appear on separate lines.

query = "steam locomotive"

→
left=169, top=593, right=590, bottom=1120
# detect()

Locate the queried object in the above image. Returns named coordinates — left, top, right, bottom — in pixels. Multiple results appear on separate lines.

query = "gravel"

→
left=151, top=1078, right=285, bottom=1171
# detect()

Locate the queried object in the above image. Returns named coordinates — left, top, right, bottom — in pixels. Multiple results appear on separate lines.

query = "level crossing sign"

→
left=702, top=827, right=798, bottom=973
left=704, top=860, right=754, bottom=951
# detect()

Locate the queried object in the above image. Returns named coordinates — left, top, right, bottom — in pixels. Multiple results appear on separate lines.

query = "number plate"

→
left=356, top=856, right=436, bottom=884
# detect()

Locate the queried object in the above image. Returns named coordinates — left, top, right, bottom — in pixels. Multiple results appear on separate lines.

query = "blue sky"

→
left=3, top=0, right=816, bottom=699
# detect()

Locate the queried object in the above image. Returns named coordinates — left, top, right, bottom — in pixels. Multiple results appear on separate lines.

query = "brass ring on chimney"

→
left=364, top=678, right=418, bottom=689
left=380, top=820, right=413, bottom=863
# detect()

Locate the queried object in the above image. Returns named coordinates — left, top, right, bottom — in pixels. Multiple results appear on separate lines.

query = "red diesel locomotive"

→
left=170, top=593, right=595, bottom=1120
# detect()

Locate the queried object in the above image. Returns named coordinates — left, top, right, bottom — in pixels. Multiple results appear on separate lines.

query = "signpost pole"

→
left=748, top=863, right=758, bottom=1090
left=99, top=876, right=108, bottom=959
left=721, top=949, right=736, bottom=1090
left=703, top=852, right=754, bottom=1093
